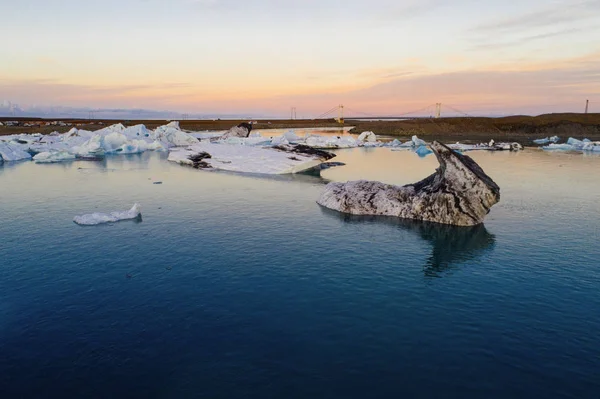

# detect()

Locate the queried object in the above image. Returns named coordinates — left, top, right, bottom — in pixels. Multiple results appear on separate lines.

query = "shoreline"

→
left=2, top=113, right=600, bottom=145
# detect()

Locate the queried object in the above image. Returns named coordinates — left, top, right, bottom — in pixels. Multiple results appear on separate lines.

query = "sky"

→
left=1, top=0, right=599, bottom=117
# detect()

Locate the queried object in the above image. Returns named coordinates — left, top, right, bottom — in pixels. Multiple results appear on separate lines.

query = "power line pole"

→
left=585, top=99, right=589, bottom=114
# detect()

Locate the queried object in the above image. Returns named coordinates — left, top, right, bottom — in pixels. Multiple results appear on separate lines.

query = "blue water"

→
left=1, top=149, right=600, bottom=398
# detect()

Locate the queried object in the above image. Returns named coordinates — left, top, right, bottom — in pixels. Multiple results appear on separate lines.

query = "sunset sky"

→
left=1, top=0, right=599, bottom=117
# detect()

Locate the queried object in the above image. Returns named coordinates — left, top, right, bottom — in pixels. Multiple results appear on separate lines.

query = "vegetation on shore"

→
left=2, top=113, right=599, bottom=145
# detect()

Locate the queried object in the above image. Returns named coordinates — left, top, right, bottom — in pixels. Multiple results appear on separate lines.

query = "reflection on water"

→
left=320, top=207, right=495, bottom=278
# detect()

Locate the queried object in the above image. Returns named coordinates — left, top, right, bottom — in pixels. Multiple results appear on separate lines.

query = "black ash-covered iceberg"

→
left=317, top=141, right=500, bottom=226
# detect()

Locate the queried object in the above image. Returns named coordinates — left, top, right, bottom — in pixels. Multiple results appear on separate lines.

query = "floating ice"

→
left=220, top=123, right=252, bottom=139
left=0, top=142, right=33, bottom=162
left=153, top=122, right=199, bottom=147
left=168, top=142, right=336, bottom=175
left=415, top=146, right=433, bottom=157
left=73, top=203, right=142, bottom=226
left=33, top=150, right=76, bottom=163
left=357, top=131, right=377, bottom=143
left=304, top=135, right=359, bottom=149
left=317, top=142, right=500, bottom=226
left=533, top=136, right=560, bottom=145
left=543, top=137, right=600, bottom=152
left=283, top=130, right=301, bottom=143
left=412, top=135, right=427, bottom=147
left=386, top=139, right=403, bottom=147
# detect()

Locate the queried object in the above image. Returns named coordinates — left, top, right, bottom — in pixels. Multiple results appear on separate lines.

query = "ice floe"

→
left=73, top=203, right=142, bottom=226
left=542, top=137, right=600, bottom=152
left=0, top=142, right=33, bottom=162
left=533, top=136, right=559, bottom=145
left=33, top=150, right=76, bottom=163
left=168, top=142, right=336, bottom=175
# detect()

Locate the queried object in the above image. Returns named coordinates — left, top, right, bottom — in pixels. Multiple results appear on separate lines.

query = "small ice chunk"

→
left=412, top=135, right=427, bottom=147
left=357, top=131, right=377, bottom=143
left=543, top=143, right=575, bottom=151
left=533, top=137, right=550, bottom=145
left=283, top=130, right=300, bottom=142
left=73, top=203, right=142, bottom=226
left=415, top=146, right=433, bottom=157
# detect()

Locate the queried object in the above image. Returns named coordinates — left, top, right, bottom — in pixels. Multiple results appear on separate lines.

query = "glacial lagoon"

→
left=1, top=144, right=600, bottom=398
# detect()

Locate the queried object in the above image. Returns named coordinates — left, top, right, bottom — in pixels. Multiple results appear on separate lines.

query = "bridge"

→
left=309, top=103, right=471, bottom=122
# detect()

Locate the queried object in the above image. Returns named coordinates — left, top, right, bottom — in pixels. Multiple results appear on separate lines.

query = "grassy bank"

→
left=2, top=113, right=600, bottom=145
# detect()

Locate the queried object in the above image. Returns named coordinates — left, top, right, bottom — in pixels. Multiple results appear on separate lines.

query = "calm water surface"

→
left=1, top=145, right=599, bottom=398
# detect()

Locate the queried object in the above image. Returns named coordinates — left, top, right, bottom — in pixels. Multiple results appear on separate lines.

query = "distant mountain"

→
left=0, top=104, right=264, bottom=120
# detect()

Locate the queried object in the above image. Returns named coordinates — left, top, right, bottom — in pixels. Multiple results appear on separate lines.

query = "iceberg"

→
left=543, top=137, right=600, bottom=152
left=412, top=135, right=427, bottom=148
left=152, top=122, right=199, bottom=147
left=317, top=142, right=500, bottom=226
left=219, top=122, right=253, bottom=139
left=415, top=146, right=433, bottom=157
left=543, top=143, right=575, bottom=151
left=0, top=142, right=33, bottom=162
left=447, top=141, right=523, bottom=152
left=73, top=203, right=142, bottom=226
left=533, top=136, right=560, bottom=145
left=357, top=131, right=377, bottom=143
left=304, top=135, right=359, bottom=149
left=33, top=150, right=76, bottom=163
left=168, top=142, right=336, bottom=175
left=386, top=139, right=403, bottom=147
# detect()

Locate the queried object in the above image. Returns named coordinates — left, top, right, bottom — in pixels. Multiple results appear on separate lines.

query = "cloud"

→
left=259, top=53, right=600, bottom=116
left=470, top=27, right=585, bottom=50
left=471, top=0, right=600, bottom=33
left=2, top=52, right=599, bottom=116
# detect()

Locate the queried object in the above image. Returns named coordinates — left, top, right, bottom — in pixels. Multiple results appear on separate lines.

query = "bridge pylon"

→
left=336, top=104, right=344, bottom=124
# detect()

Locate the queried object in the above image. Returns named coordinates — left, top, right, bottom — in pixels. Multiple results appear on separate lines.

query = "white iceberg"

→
left=357, top=131, right=377, bottom=143
left=543, top=143, right=575, bottom=151
left=304, top=135, right=359, bottom=149
left=543, top=137, right=600, bottom=152
left=152, top=122, right=199, bottom=147
left=412, top=135, right=427, bottom=147
left=386, top=139, right=403, bottom=147
left=73, top=203, right=142, bottom=226
left=168, top=142, right=336, bottom=175
left=283, top=130, right=301, bottom=143
left=0, top=142, right=33, bottom=162
left=33, top=150, right=76, bottom=163
left=533, top=136, right=560, bottom=145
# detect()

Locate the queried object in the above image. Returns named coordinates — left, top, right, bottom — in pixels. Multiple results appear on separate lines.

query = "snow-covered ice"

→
left=168, top=142, right=336, bottom=175
left=73, top=203, right=142, bottom=226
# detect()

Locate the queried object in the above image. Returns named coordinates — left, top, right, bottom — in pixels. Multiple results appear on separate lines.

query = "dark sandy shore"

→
left=2, top=113, right=599, bottom=145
